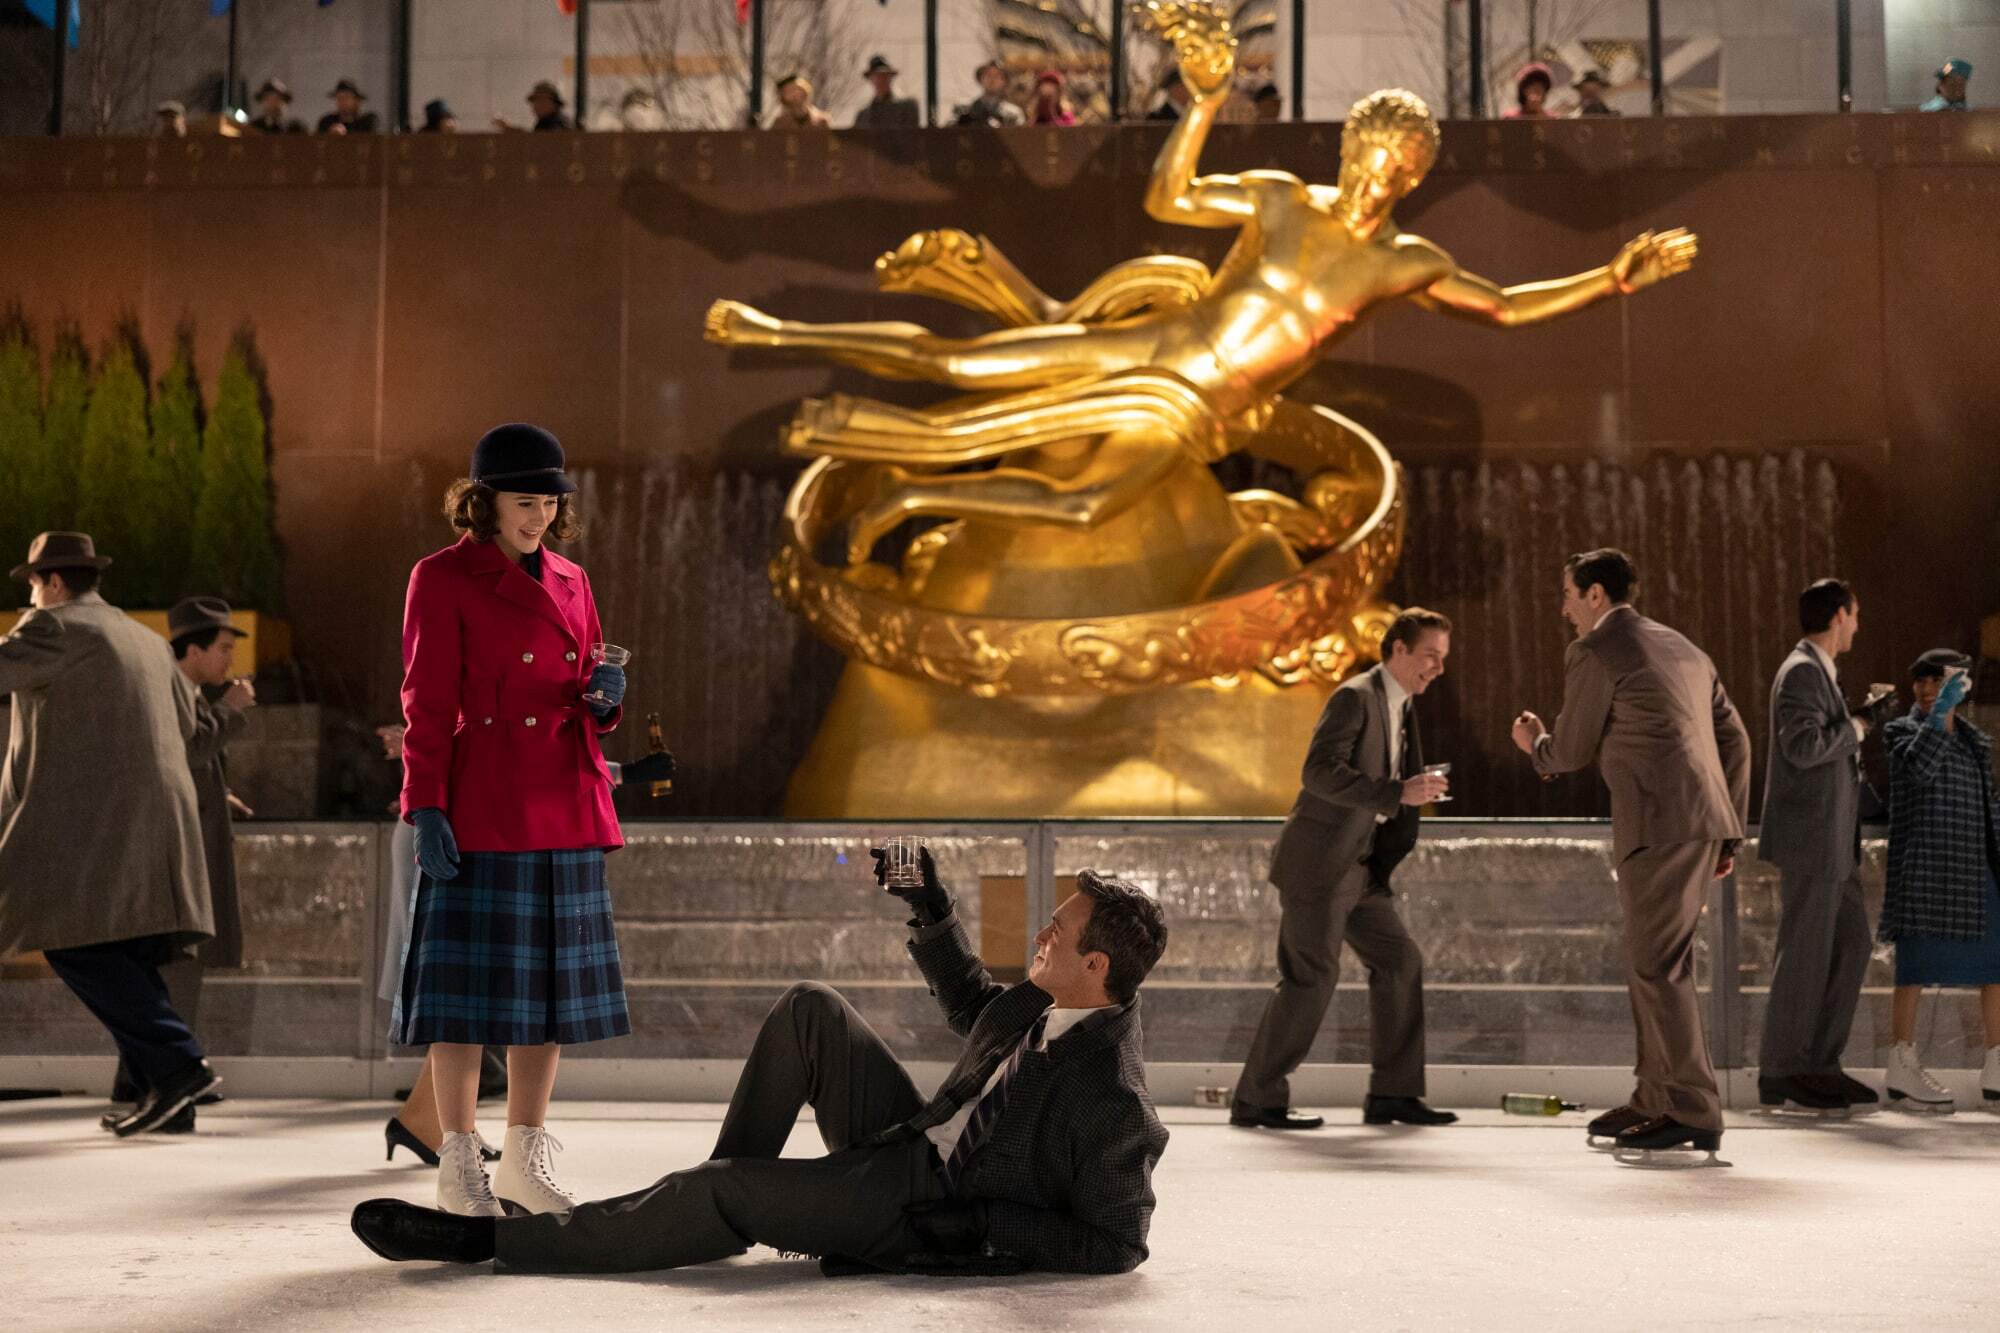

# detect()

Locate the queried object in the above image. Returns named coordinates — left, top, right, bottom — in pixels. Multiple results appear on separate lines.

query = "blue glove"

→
left=411, top=807, right=460, bottom=882
left=585, top=663, right=625, bottom=719
left=1929, top=672, right=1971, bottom=728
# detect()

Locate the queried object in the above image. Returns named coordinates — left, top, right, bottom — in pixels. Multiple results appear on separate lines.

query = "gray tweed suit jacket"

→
left=1758, top=642, right=1863, bottom=884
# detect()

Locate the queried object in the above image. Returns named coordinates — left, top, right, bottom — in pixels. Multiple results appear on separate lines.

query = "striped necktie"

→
left=944, top=1014, right=1047, bottom=1191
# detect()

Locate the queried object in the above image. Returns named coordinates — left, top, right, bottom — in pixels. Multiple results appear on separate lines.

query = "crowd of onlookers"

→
left=146, top=53, right=1976, bottom=139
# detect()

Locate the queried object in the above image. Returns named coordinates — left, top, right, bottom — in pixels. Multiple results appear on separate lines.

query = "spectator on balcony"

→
left=1502, top=62, right=1555, bottom=119
left=155, top=100, right=187, bottom=138
left=1571, top=69, right=1618, bottom=117
left=956, top=59, right=1024, bottom=126
left=1147, top=65, right=1192, bottom=122
left=418, top=99, right=457, bottom=134
left=0, top=532, right=219, bottom=1138
left=616, top=87, right=667, bottom=131
left=318, top=79, right=379, bottom=135
left=246, top=79, right=304, bottom=134
left=1878, top=650, right=2000, bottom=1111
left=1251, top=81, right=1283, bottom=122
left=1030, top=69, right=1077, bottom=126
left=767, top=73, right=832, bottom=130
left=1920, top=58, right=1972, bottom=112
left=498, top=81, right=575, bottom=132
left=854, top=54, right=920, bottom=129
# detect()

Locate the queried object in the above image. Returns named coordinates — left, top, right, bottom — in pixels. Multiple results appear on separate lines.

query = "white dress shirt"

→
left=1377, top=670, right=1410, bottom=824
left=1803, top=638, right=1867, bottom=743
left=925, top=1005, right=1103, bottom=1160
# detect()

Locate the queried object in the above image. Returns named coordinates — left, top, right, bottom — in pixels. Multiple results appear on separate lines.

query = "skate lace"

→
left=446, top=1134, right=497, bottom=1203
left=521, top=1126, right=566, bottom=1190
left=1913, top=1063, right=1951, bottom=1098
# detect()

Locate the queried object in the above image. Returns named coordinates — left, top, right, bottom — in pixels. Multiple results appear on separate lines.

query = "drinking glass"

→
left=1422, top=761, right=1452, bottom=803
left=586, top=642, right=631, bottom=706
left=882, top=835, right=926, bottom=890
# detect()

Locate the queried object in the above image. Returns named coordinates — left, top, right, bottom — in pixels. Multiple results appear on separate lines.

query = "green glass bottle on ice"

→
left=1500, top=1093, right=1583, bottom=1116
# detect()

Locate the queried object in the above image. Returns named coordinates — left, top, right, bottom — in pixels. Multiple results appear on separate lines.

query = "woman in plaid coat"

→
left=393, top=424, right=632, bottom=1216
left=1879, top=649, right=2000, bottom=1110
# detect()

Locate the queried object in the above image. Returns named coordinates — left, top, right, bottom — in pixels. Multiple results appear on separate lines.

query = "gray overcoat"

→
left=1757, top=642, right=1863, bottom=884
left=0, top=593, right=213, bottom=955
left=186, top=692, right=247, bottom=966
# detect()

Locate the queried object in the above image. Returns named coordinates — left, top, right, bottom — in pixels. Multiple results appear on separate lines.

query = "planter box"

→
left=1, top=608, right=289, bottom=678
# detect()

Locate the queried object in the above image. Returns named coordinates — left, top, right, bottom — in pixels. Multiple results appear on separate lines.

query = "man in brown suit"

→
left=0, top=533, right=221, bottom=1136
left=1232, top=608, right=1456, bottom=1130
left=1512, top=549, right=1750, bottom=1158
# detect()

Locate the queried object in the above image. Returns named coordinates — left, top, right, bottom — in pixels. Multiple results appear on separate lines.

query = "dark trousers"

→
left=41, top=937, right=206, bottom=1088
left=498, top=981, right=946, bottom=1274
left=1758, top=868, right=1870, bottom=1078
left=1618, top=841, right=1723, bottom=1131
left=1233, top=862, right=1428, bottom=1112
left=112, top=955, right=203, bottom=1095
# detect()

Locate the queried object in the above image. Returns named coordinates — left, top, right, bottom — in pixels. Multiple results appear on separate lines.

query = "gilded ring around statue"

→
left=767, top=400, right=1405, bottom=699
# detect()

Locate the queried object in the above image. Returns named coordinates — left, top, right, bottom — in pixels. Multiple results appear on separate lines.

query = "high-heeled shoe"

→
left=384, top=1117, right=501, bottom=1166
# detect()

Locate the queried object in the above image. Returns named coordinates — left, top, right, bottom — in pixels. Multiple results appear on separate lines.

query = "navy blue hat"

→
left=471, top=423, right=576, bottom=495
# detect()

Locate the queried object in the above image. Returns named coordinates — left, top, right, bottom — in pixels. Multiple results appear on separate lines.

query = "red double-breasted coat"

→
left=399, top=535, right=623, bottom=852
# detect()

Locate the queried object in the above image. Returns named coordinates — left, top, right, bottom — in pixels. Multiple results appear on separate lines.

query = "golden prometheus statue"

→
left=706, top=0, right=1698, bottom=817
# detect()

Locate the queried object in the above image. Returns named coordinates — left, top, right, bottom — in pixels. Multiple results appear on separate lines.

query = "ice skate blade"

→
left=1611, top=1147, right=1732, bottom=1170
left=1884, top=1094, right=1955, bottom=1116
left=1585, top=1135, right=1620, bottom=1151
left=1754, top=1102, right=1851, bottom=1120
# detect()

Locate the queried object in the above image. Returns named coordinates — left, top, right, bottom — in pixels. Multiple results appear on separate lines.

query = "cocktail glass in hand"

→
left=882, top=835, right=927, bottom=891
left=1422, top=761, right=1452, bottom=803
left=585, top=642, right=631, bottom=707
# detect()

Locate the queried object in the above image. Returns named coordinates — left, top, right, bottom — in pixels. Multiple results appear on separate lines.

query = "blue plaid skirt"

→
left=389, top=849, right=631, bottom=1047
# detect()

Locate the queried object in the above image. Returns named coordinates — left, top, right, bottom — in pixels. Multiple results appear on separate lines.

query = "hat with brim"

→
left=255, top=78, right=291, bottom=104
left=10, top=531, right=112, bottom=582
left=157, top=100, right=186, bottom=117
left=330, top=78, right=366, bottom=99
left=471, top=423, right=577, bottom=496
left=168, top=596, right=244, bottom=643
left=1910, top=647, right=1972, bottom=680
left=1939, top=59, right=1972, bottom=82
left=864, top=55, right=898, bottom=78
left=528, top=80, right=565, bottom=107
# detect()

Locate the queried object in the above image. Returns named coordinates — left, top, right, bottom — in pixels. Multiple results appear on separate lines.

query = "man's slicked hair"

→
left=1798, top=578, right=1855, bottom=634
left=1381, top=606, right=1452, bottom=659
left=1074, top=870, right=1169, bottom=1005
left=1564, top=548, right=1637, bottom=604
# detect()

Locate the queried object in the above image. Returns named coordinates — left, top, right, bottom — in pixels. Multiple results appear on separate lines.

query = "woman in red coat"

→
left=391, top=423, right=630, bottom=1217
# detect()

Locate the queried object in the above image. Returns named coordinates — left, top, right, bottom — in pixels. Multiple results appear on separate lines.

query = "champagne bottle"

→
left=1500, top=1093, right=1582, bottom=1116
left=644, top=712, right=673, bottom=797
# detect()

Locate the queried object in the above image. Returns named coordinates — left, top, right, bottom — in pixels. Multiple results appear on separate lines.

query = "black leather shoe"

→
left=1814, top=1071, right=1879, bottom=1106
left=351, top=1198, right=496, bottom=1264
left=1759, top=1074, right=1846, bottom=1111
left=1586, top=1104, right=1650, bottom=1140
left=1615, top=1115, right=1721, bottom=1153
left=1363, top=1095, right=1458, bottom=1126
left=1229, top=1106, right=1325, bottom=1130
left=109, top=1059, right=221, bottom=1138
left=110, top=1060, right=143, bottom=1105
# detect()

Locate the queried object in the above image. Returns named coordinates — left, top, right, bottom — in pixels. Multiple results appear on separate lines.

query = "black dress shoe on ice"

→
left=1229, top=1106, right=1325, bottom=1130
left=351, top=1199, right=497, bottom=1264
left=1586, top=1104, right=1650, bottom=1141
left=1362, top=1095, right=1458, bottom=1126
left=1614, top=1115, right=1722, bottom=1153
left=109, top=1059, right=221, bottom=1138
left=1813, top=1071, right=1879, bottom=1106
left=1758, top=1074, right=1846, bottom=1111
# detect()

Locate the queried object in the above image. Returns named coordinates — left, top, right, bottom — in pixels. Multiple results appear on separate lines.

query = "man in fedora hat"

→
left=318, top=78, right=379, bottom=135
left=168, top=600, right=257, bottom=1014
left=497, top=80, right=575, bottom=132
left=854, top=54, right=920, bottom=129
left=419, top=98, right=458, bottom=133
left=248, top=78, right=304, bottom=134
left=0, top=534, right=220, bottom=1136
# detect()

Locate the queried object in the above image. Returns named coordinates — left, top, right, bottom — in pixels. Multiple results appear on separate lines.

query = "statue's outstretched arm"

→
left=1411, top=228, right=1699, bottom=328
left=1139, top=0, right=1255, bottom=229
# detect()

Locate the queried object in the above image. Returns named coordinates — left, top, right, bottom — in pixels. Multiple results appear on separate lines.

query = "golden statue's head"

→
left=1337, top=89, right=1441, bottom=222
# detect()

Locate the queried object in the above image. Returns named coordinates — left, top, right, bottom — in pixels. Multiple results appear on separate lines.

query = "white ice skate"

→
left=491, top=1125, right=577, bottom=1216
left=1981, top=1046, right=2000, bottom=1108
left=1884, top=1042, right=1954, bottom=1114
left=436, top=1130, right=505, bottom=1216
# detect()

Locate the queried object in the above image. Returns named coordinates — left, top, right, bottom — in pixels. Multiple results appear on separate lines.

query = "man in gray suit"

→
left=1512, top=550, right=1750, bottom=1158
left=0, top=533, right=220, bottom=1136
left=1232, top=608, right=1456, bottom=1130
left=1756, top=578, right=1881, bottom=1112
